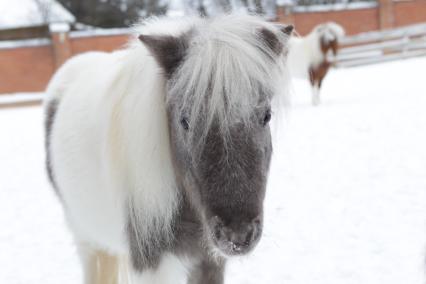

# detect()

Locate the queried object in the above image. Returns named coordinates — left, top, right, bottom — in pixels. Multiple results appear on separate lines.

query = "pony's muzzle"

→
left=210, top=215, right=262, bottom=256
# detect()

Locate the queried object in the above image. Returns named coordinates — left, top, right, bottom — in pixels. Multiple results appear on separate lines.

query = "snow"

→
left=0, top=92, right=43, bottom=105
left=292, top=2, right=377, bottom=13
left=276, top=0, right=295, bottom=6
left=49, top=22, right=70, bottom=32
left=0, top=38, right=51, bottom=49
left=70, top=27, right=132, bottom=39
left=1, top=57, right=426, bottom=283
left=0, top=0, right=75, bottom=29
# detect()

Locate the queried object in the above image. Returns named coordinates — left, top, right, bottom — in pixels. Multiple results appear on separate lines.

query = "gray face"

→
left=168, top=103, right=273, bottom=256
left=138, top=23, right=292, bottom=256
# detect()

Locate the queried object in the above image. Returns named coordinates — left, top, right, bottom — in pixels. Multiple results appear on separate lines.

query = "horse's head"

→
left=139, top=16, right=292, bottom=257
left=315, top=22, right=345, bottom=57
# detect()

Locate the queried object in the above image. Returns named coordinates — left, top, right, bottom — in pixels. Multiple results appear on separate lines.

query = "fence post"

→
left=49, top=23, right=72, bottom=69
left=378, top=0, right=394, bottom=30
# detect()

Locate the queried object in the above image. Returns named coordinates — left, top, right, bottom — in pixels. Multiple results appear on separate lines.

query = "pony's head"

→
left=313, top=22, right=345, bottom=56
left=138, top=15, right=292, bottom=257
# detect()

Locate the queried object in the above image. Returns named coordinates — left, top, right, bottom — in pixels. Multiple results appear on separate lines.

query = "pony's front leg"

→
left=77, top=243, right=119, bottom=284
left=312, top=85, right=321, bottom=106
left=188, top=257, right=225, bottom=284
left=130, top=253, right=189, bottom=284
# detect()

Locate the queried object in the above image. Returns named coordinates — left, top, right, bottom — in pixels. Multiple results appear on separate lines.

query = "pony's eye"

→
left=263, top=110, right=272, bottom=126
left=180, top=117, right=189, bottom=130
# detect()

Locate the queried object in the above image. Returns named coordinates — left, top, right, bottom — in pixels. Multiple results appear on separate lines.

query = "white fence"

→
left=335, top=23, right=426, bottom=67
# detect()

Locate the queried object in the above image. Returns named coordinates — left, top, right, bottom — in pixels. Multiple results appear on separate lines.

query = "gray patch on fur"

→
left=126, top=193, right=225, bottom=279
left=126, top=204, right=173, bottom=271
left=188, top=257, right=225, bottom=284
left=44, top=99, right=59, bottom=194
left=172, top=196, right=226, bottom=283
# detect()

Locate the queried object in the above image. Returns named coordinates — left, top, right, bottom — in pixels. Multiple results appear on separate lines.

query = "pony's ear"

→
left=280, top=24, right=294, bottom=36
left=259, top=25, right=294, bottom=56
left=259, top=28, right=283, bottom=56
left=138, top=34, right=188, bottom=78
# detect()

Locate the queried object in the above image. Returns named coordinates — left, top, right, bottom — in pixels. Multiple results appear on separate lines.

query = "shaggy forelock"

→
left=138, top=15, right=290, bottom=147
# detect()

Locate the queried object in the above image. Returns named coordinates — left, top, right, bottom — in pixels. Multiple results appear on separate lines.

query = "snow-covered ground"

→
left=1, top=57, right=426, bottom=283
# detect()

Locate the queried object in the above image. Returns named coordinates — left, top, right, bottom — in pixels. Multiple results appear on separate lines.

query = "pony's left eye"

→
left=180, top=117, right=189, bottom=130
left=263, top=110, right=272, bottom=126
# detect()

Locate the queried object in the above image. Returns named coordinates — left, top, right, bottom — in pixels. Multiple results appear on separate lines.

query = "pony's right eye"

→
left=180, top=117, right=189, bottom=130
left=262, top=109, right=272, bottom=126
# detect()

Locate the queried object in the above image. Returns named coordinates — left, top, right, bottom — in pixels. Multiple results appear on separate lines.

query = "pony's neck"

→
left=107, top=46, right=180, bottom=238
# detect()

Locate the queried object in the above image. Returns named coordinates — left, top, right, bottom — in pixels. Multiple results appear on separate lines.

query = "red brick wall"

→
left=288, top=8, right=380, bottom=35
left=70, top=34, right=129, bottom=54
left=277, top=0, right=426, bottom=36
left=0, top=45, right=55, bottom=93
left=0, top=33, right=130, bottom=94
left=394, top=0, right=426, bottom=27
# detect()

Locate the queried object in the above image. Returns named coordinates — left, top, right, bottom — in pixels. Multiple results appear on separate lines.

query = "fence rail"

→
left=293, top=0, right=376, bottom=6
left=335, top=23, right=426, bottom=67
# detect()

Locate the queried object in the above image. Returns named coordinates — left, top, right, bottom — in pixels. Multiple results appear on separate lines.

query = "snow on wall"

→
left=292, top=2, right=378, bottom=13
left=0, top=0, right=75, bottom=29
left=0, top=38, right=51, bottom=49
left=69, top=27, right=132, bottom=39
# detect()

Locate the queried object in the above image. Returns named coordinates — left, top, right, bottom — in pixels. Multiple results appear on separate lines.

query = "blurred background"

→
left=0, top=0, right=425, bottom=96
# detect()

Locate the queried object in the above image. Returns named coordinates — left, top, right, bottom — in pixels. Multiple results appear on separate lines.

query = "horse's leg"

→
left=309, top=67, right=320, bottom=106
left=188, top=258, right=225, bottom=284
left=314, top=61, right=330, bottom=106
left=77, top=243, right=119, bottom=284
left=77, top=242, right=97, bottom=284
left=95, top=250, right=119, bottom=284
left=312, top=84, right=320, bottom=106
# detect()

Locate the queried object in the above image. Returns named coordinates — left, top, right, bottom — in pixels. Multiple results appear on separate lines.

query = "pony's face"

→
left=169, top=103, right=273, bottom=256
left=139, top=19, right=292, bottom=256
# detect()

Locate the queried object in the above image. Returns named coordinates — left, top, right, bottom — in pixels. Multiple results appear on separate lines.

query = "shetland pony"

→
left=44, top=15, right=293, bottom=284
left=287, top=22, right=345, bottom=105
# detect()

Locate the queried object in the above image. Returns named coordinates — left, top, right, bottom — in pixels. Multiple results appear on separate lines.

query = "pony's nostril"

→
left=252, top=216, right=261, bottom=225
left=245, top=227, right=254, bottom=243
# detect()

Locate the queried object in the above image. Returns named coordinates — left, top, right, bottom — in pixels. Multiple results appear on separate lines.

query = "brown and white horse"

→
left=287, top=22, right=345, bottom=105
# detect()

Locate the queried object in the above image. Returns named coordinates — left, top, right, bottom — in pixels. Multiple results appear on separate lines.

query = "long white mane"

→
left=134, top=15, right=290, bottom=143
